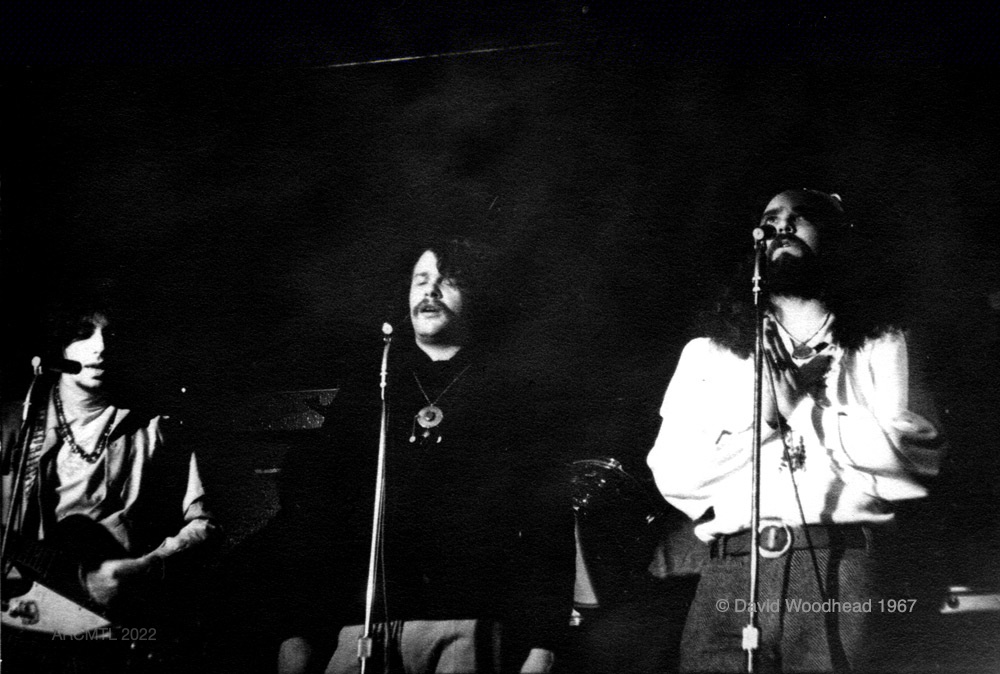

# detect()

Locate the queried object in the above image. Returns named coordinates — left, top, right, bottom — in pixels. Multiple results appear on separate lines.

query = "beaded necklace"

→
left=53, top=390, right=113, bottom=464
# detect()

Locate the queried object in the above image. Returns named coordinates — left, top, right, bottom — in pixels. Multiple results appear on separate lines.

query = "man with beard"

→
left=646, top=189, right=945, bottom=672
left=271, top=239, right=575, bottom=674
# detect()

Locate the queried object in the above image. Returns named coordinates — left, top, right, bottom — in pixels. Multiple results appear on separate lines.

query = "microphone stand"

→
left=743, top=232, right=769, bottom=672
left=359, top=325, right=393, bottom=674
left=1, top=359, right=47, bottom=574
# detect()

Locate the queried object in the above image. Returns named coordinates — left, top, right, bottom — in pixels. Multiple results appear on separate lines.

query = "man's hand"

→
left=83, top=555, right=158, bottom=607
left=520, top=647, right=554, bottom=673
left=762, top=318, right=832, bottom=427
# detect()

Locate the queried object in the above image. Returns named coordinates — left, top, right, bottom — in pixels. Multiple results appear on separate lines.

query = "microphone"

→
left=752, top=224, right=777, bottom=242
left=382, top=322, right=393, bottom=336
left=32, top=356, right=83, bottom=375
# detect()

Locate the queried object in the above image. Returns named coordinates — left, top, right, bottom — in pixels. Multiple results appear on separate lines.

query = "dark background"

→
left=3, top=0, right=1000, bottom=618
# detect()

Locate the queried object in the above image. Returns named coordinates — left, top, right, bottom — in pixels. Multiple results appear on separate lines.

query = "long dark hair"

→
left=699, top=190, right=903, bottom=358
left=40, top=283, right=137, bottom=402
left=43, top=280, right=120, bottom=357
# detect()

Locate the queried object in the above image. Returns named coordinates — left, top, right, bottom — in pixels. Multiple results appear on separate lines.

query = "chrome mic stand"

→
left=1, top=358, right=47, bottom=574
left=359, top=323, right=393, bottom=674
left=743, top=229, right=770, bottom=672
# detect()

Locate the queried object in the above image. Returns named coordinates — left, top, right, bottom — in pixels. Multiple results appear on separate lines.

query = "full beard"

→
left=767, top=251, right=826, bottom=300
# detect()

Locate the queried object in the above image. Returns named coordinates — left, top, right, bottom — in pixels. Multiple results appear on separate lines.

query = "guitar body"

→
left=3, top=579, right=110, bottom=635
left=2, top=515, right=130, bottom=637
left=1, top=516, right=197, bottom=672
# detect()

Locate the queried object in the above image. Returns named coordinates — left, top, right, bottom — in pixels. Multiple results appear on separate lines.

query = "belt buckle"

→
left=758, top=519, right=793, bottom=559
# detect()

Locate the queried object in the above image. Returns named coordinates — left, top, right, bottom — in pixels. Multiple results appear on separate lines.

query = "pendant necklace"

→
left=53, top=390, right=113, bottom=464
left=410, top=364, right=472, bottom=444
left=772, top=311, right=832, bottom=359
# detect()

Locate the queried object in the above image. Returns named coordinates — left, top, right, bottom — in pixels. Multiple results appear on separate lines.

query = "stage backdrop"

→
left=3, top=3, right=999, bottom=614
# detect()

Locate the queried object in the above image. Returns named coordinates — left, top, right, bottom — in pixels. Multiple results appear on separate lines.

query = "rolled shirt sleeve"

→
left=149, top=452, right=218, bottom=558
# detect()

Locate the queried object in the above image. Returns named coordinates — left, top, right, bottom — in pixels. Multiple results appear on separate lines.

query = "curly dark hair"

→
left=699, top=189, right=903, bottom=358
left=42, top=284, right=118, bottom=355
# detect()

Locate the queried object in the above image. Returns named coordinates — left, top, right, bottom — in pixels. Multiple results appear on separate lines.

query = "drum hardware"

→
left=569, top=457, right=667, bottom=613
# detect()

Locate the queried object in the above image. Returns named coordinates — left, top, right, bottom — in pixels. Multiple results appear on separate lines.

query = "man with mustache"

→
left=274, top=239, right=575, bottom=674
left=647, top=189, right=945, bottom=672
left=1, top=296, right=219, bottom=671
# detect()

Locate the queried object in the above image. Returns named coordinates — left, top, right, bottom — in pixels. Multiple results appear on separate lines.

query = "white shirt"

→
left=647, top=329, right=943, bottom=542
left=54, top=402, right=117, bottom=523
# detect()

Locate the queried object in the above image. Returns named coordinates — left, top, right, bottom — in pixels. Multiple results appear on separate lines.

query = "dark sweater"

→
left=317, top=340, right=576, bottom=654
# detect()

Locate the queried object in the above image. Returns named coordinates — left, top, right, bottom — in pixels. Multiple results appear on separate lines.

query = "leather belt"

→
left=712, top=520, right=871, bottom=559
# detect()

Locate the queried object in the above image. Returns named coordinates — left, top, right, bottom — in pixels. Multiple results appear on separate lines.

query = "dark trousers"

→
left=680, top=542, right=889, bottom=673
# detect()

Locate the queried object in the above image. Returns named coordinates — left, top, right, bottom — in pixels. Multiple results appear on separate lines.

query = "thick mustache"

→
left=773, top=234, right=801, bottom=246
left=414, top=300, right=452, bottom=315
left=768, top=234, right=806, bottom=252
